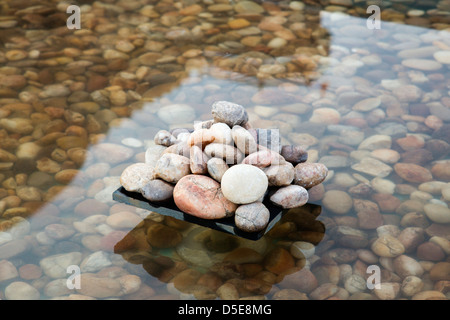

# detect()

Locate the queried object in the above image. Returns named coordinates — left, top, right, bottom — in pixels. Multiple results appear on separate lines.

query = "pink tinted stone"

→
left=293, top=162, right=328, bottom=189
left=394, top=163, right=433, bottom=183
left=173, top=175, right=237, bottom=219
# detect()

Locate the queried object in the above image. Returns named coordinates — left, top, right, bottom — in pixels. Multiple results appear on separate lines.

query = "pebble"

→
left=187, top=129, right=215, bottom=149
left=401, top=276, right=424, bottom=297
left=374, top=282, right=400, bottom=300
left=204, top=143, right=244, bottom=165
left=154, top=130, right=177, bottom=147
left=211, top=101, right=248, bottom=127
left=269, top=185, right=309, bottom=209
left=433, top=51, right=450, bottom=64
left=280, top=145, right=308, bottom=165
left=155, top=153, right=191, bottom=184
left=140, top=179, right=174, bottom=202
left=174, top=175, right=237, bottom=219
left=39, top=252, right=82, bottom=279
left=221, top=164, right=268, bottom=204
left=157, top=104, right=196, bottom=125
left=351, top=157, right=393, bottom=178
left=309, top=108, right=341, bottom=125
left=206, top=158, right=229, bottom=182
left=231, top=125, right=257, bottom=155
left=44, top=224, right=75, bottom=240
left=5, top=281, right=40, bottom=300
left=371, top=235, right=405, bottom=258
left=394, top=163, right=433, bottom=183
left=209, top=123, right=233, bottom=145
left=235, top=202, right=270, bottom=232
left=417, top=241, right=446, bottom=261
left=0, top=260, right=18, bottom=283
left=91, top=143, right=134, bottom=164
left=429, top=262, right=450, bottom=281
left=293, top=163, right=328, bottom=189
left=358, top=135, right=392, bottom=150
left=393, top=255, right=424, bottom=278
left=242, top=149, right=285, bottom=168
left=263, top=163, right=294, bottom=187
left=120, top=163, right=156, bottom=192
left=106, top=211, right=142, bottom=229
left=322, top=190, right=353, bottom=214
left=423, top=203, right=450, bottom=224
left=431, top=161, right=450, bottom=181
left=189, top=145, right=208, bottom=175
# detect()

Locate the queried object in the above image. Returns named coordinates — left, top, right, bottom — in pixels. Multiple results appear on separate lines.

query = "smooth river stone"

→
left=211, top=101, right=248, bottom=127
left=207, top=157, right=229, bottom=182
left=155, top=153, right=191, bottom=183
left=209, top=123, right=233, bottom=145
left=280, top=145, right=308, bottom=165
left=424, top=204, right=450, bottom=224
left=351, top=157, right=393, bottom=178
left=231, top=125, right=257, bottom=155
left=270, top=185, right=309, bottom=209
left=263, top=162, right=294, bottom=186
left=91, top=143, right=134, bottom=164
left=157, top=103, right=196, bottom=125
left=189, top=145, right=208, bottom=174
left=140, top=179, right=174, bottom=202
left=235, top=202, right=270, bottom=232
left=221, top=164, right=268, bottom=204
left=154, top=130, right=177, bottom=147
left=242, top=149, right=286, bottom=168
left=293, top=163, right=328, bottom=189
left=119, top=163, right=156, bottom=192
left=401, top=59, right=442, bottom=71
left=145, top=144, right=166, bottom=167
left=204, top=143, right=243, bottom=165
left=187, top=129, right=215, bottom=149
left=433, top=51, right=450, bottom=64
left=173, top=175, right=237, bottom=219
left=394, top=163, right=433, bottom=183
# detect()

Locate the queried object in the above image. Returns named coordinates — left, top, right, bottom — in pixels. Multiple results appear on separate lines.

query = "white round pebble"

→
left=221, top=164, right=268, bottom=204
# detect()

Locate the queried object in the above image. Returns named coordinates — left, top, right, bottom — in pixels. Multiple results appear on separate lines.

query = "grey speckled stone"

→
left=140, top=179, right=174, bottom=202
left=235, top=202, right=270, bottom=232
left=211, top=101, right=248, bottom=127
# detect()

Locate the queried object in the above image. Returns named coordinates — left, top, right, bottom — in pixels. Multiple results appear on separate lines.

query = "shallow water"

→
left=0, top=0, right=449, bottom=300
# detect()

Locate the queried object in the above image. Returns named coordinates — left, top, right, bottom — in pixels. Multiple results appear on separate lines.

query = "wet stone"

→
left=293, top=163, right=328, bottom=189
left=280, top=145, right=308, bottom=165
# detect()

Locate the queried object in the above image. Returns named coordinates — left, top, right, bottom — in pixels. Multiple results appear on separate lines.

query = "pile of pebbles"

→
left=120, top=101, right=328, bottom=233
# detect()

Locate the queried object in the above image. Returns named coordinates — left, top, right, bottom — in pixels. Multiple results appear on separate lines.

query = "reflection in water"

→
left=0, top=0, right=449, bottom=300
left=116, top=204, right=325, bottom=299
